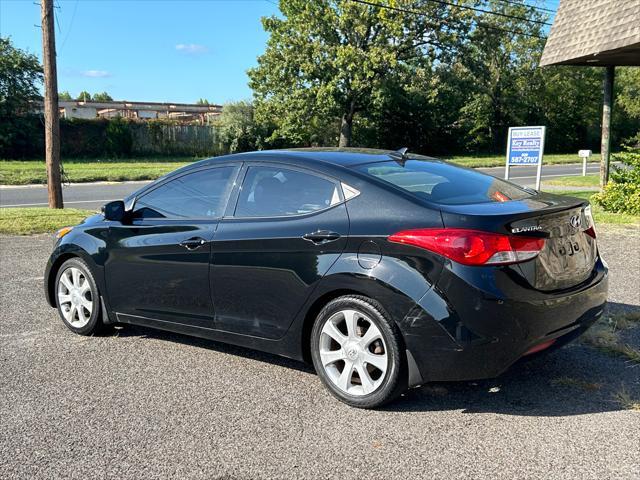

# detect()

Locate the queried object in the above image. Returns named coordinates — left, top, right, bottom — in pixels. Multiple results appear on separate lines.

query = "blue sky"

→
left=0, top=0, right=279, bottom=104
left=1, top=0, right=559, bottom=105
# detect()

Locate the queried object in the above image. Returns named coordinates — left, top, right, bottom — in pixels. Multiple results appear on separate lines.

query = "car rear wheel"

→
left=311, top=295, right=406, bottom=408
left=55, top=258, right=103, bottom=335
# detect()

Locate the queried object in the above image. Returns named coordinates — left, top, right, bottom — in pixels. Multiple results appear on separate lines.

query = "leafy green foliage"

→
left=77, top=90, right=92, bottom=101
left=59, top=91, right=73, bottom=101
left=592, top=147, right=640, bottom=215
left=92, top=91, right=113, bottom=102
left=214, top=101, right=265, bottom=153
left=248, top=1, right=639, bottom=154
left=0, top=37, right=43, bottom=158
left=105, top=117, right=133, bottom=157
left=249, top=0, right=470, bottom=147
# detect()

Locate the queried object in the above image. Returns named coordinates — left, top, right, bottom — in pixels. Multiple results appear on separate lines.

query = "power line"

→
left=492, top=0, right=556, bottom=15
left=59, top=0, right=80, bottom=52
left=349, top=0, right=547, bottom=39
left=386, top=0, right=552, bottom=26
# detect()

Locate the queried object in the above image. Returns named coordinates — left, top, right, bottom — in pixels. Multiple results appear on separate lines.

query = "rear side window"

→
left=134, top=166, right=237, bottom=219
left=356, top=159, right=533, bottom=205
left=235, top=166, right=340, bottom=217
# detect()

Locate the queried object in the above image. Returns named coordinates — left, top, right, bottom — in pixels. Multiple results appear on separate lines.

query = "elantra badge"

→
left=511, top=225, right=542, bottom=234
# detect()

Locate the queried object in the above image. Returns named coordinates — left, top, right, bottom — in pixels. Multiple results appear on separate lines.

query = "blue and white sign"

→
left=505, top=126, right=546, bottom=190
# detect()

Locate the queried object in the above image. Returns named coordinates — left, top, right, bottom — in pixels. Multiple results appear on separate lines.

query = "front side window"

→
left=356, top=159, right=533, bottom=205
left=134, top=166, right=237, bottom=219
left=235, top=166, right=340, bottom=217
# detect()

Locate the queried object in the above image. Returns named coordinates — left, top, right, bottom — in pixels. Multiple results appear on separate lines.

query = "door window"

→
left=134, top=166, right=237, bottom=219
left=235, top=166, right=340, bottom=217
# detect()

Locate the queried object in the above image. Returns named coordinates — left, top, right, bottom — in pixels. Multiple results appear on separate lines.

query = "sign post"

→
left=505, top=126, right=546, bottom=190
left=578, top=149, right=592, bottom=176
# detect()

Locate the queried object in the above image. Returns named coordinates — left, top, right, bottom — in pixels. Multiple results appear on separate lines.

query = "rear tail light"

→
left=388, top=228, right=545, bottom=266
left=584, top=205, right=597, bottom=238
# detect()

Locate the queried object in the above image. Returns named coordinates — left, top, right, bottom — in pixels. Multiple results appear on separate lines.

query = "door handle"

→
left=179, top=237, right=207, bottom=250
left=302, top=230, right=341, bottom=245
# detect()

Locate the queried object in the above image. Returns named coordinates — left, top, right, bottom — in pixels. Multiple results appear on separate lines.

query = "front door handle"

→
left=302, top=230, right=341, bottom=245
left=179, top=237, right=207, bottom=250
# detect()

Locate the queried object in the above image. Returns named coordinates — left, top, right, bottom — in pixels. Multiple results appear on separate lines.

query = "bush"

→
left=592, top=147, right=640, bottom=215
left=105, top=117, right=133, bottom=157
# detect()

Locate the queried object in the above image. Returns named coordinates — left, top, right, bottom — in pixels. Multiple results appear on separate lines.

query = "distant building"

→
left=58, top=100, right=223, bottom=124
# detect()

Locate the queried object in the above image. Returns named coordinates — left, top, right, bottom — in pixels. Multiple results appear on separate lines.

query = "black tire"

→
left=54, top=257, right=104, bottom=336
left=311, top=295, right=407, bottom=408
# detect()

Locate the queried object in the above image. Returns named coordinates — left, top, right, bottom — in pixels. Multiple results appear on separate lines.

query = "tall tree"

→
left=77, top=90, right=91, bottom=102
left=452, top=2, right=548, bottom=151
left=92, top=91, right=113, bottom=102
left=249, top=0, right=470, bottom=147
left=0, top=37, right=43, bottom=158
left=58, top=90, right=72, bottom=101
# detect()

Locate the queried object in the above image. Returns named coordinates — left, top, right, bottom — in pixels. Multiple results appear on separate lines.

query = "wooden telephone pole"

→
left=41, top=0, right=63, bottom=208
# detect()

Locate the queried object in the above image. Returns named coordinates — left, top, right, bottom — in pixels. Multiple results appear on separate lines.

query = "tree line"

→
left=233, top=0, right=640, bottom=156
left=3, top=0, right=640, bottom=160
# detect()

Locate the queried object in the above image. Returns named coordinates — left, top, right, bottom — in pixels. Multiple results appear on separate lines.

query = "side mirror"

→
left=102, top=200, right=125, bottom=222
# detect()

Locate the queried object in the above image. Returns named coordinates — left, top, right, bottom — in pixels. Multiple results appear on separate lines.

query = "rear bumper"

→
left=400, top=257, right=608, bottom=384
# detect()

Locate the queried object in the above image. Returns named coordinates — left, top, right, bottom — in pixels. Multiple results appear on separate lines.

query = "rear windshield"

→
left=355, top=159, right=533, bottom=205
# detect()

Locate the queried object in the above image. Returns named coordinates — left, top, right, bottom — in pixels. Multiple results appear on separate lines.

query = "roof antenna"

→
left=389, top=147, right=409, bottom=164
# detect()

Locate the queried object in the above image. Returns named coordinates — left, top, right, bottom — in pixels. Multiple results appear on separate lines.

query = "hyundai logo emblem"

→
left=569, top=215, right=581, bottom=229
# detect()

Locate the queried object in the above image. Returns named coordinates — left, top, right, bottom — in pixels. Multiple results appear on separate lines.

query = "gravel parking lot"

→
left=1, top=228, right=639, bottom=479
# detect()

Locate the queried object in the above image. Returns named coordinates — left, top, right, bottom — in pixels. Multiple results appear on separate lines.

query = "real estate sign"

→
left=505, top=126, right=546, bottom=190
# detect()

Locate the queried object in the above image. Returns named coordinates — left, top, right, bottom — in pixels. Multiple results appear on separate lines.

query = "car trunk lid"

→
left=439, top=193, right=598, bottom=291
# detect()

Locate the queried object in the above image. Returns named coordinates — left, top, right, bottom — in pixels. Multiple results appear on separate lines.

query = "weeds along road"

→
left=0, top=226, right=638, bottom=479
left=0, top=162, right=604, bottom=210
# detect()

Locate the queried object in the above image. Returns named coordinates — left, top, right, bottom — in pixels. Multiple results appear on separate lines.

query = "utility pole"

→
left=41, top=0, right=64, bottom=208
left=599, top=66, right=615, bottom=190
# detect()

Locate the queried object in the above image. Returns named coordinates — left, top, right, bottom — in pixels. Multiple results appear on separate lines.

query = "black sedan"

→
left=44, top=149, right=608, bottom=408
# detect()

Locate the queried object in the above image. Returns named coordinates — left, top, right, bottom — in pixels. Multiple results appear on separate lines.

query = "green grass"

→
left=446, top=153, right=596, bottom=168
left=544, top=174, right=599, bottom=188
left=0, top=158, right=198, bottom=185
left=0, top=207, right=95, bottom=235
left=581, top=312, right=640, bottom=366
left=2, top=153, right=596, bottom=185
left=550, top=190, right=640, bottom=225
left=614, top=388, right=640, bottom=411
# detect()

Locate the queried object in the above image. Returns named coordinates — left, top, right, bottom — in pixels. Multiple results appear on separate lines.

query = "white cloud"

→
left=81, top=70, right=111, bottom=78
left=175, top=43, right=209, bottom=55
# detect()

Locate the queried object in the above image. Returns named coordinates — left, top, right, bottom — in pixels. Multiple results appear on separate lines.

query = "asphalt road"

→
left=0, top=162, right=604, bottom=210
left=0, top=228, right=639, bottom=479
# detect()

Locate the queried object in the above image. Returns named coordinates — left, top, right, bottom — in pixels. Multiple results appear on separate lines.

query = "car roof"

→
left=188, top=147, right=438, bottom=170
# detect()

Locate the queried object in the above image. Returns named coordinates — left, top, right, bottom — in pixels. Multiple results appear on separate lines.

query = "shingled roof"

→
left=540, top=0, right=640, bottom=66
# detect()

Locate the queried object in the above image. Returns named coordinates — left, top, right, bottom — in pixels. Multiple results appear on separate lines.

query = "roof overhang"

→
left=540, top=0, right=640, bottom=67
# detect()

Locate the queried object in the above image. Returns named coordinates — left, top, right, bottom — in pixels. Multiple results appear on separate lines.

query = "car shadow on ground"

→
left=108, top=302, right=639, bottom=417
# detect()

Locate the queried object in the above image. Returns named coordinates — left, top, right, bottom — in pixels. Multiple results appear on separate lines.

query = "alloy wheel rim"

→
left=57, top=267, right=93, bottom=328
left=319, top=309, right=388, bottom=396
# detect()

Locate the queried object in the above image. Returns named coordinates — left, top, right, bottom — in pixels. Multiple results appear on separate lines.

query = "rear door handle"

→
left=179, top=237, right=207, bottom=250
left=302, top=230, right=341, bottom=245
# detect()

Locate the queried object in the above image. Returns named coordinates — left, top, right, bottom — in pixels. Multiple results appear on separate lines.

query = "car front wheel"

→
left=55, top=258, right=103, bottom=335
left=311, top=295, right=406, bottom=408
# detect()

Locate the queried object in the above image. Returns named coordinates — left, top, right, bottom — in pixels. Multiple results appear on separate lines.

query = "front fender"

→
left=44, top=226, right=108, bottom=308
